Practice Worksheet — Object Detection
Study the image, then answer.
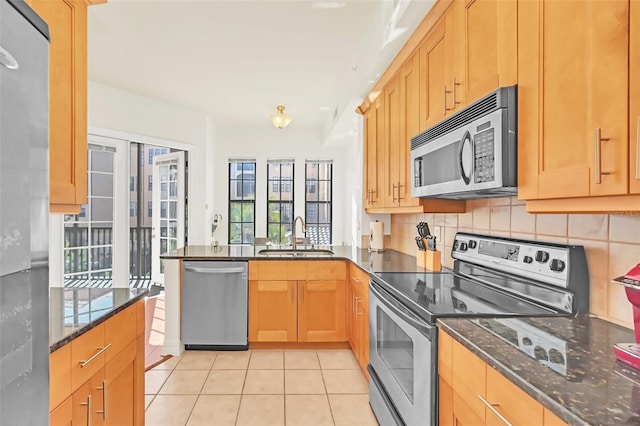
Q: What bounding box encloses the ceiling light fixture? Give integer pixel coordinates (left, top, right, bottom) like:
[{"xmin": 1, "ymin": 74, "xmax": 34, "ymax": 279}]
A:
[{"xmin": 270, "ymin": 105, "xmax": 292, "ymax": 129}]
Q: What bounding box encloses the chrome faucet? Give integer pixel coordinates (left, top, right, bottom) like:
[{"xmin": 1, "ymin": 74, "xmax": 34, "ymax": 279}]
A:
[{"xmin": 292, "ymin": 216, "xmax": 306, "ymax": 250}]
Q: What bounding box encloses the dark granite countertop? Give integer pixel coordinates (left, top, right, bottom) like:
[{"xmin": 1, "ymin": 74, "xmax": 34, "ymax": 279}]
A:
[
  {"xmin": 438, "ymin": 316, "xmax": 639, "ymax": 425},
  {"xmin": 50, "ymin": 287, "xmax": 147, "ymax": 352},
  {"xmin": 161, "ymin": 245, "xmax": 427, "ymax": 274}
]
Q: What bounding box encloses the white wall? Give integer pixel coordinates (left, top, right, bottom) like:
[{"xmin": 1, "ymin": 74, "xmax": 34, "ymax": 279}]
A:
[
  {"xmin": 87, "ymin": 81, "xmax": 215, "ymax": 245},
  {"xmin": 214, "ymin": 125, "xmax": 349, "ymax": 245}
]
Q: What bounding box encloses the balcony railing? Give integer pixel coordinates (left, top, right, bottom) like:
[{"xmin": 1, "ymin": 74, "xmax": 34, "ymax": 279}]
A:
[{"xmin": 63, "ymin": 226, "xmax": 153, "ymax": 288}]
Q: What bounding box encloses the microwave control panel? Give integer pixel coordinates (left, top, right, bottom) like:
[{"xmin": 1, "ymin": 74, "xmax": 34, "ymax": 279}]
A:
[{"xmin": 474, "ymin": 125, "xmax": 495, "ymax": 183}]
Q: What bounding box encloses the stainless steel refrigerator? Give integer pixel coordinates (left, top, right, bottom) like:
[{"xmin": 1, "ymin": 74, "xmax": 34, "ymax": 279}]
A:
[{"xmin": 0, "ymin": 0, "xmax": 50, "ymax": 423}]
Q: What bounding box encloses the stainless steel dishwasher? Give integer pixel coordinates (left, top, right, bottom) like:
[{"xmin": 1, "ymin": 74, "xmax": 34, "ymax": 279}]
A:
[{"xmin": 181, "ymin": 261, "xmax": 248, "ymax": 350}]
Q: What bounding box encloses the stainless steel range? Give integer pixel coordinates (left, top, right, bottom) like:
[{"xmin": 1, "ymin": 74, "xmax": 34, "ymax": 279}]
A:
[{"xmin": 367, "ymin": 232, "xmax": 590, "ymax": 426}]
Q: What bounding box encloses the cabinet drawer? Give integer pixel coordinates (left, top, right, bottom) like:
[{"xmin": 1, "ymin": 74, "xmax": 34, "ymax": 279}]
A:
[
  {"xmin": 70, "ymin": 323, "xmax": 106, "ymax": 391},
  {"xmin": 451, "ymin": 339, "xmax": 486, "ymax": 422},
  {"xmin": 50, "ymin": 345, "xmax": 72, "ymax": 411},
  {"xmin": 50, "ymin": 396, "xmax": 72, "ymax": 426},
  {"xmin": 253, "ymin": 260, "xmax": 308, "ymax": 280},
  {"xmin": 485, "ymin": 366, "xmax": 543, "ymax": 426},
  {"xmin": 307, "ymin": 260, "xmax": 346, "ymax": 280},
  {"xmin": 105, "ymin": 304, "xmax": 136, "ymax": 363}
]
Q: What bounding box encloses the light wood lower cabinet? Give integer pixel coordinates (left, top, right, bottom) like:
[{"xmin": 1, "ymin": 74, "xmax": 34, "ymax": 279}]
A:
[
  {"xmin": 348, "ymin": 263, "xmax": 369, "ymax": 378},
  {"xmin": 50, "ymin": 300, "xmax": 145, "ymax": 426},
  {"xmin": 248, "ymin": 260, "xmax": 347, "ymax": 343},
  {"xmin": 438, "ymin": 329, "xmax": 567, "ymax": 426}
]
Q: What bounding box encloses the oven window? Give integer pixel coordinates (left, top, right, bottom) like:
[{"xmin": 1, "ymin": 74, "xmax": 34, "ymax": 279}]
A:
[{"xmin": 376, "ymin": 309, "xmax": 414, "ymax": 403}]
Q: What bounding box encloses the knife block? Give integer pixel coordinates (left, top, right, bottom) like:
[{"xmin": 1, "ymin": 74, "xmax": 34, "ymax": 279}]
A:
[{"xmin": 416, "ymin": 248, "xmax": 442, "ymax": 271}]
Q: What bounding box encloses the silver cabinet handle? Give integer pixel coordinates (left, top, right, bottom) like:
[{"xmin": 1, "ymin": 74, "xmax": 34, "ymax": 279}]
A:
[
  {"xmin": 397, "ymin": 183, "xmax": 404, "ymax": 201},
  {"xmin": 452, "ymin": 77, "xmax": 461, "ymax": 107},
  {"xmin": 352, "ymin": 295, "xmax": 356, "ymax": 315},
  {"xmin": 96, "ymin": 380, "xmax": 107, "ymax": 420},
  {"xmin": 443, "ymin": 85, "xmax": 453, "ymax": 115},
  {"xmin": 636, "ymin": 117, "xmax": 640, "ymax": 180},
  {"xmin": 184, "ymin": 266, "xmax": 246, "ymax": 274},
  {"xmin": 354, "ymin": 296, "xmax": 361, "ymax": 317},
  {"xmin": 392, "ymin": 183, "xmax": 397, "ymax": 203},
  {"xmin": 352, "ymin": 276, "xmax": 361, "ymax": 283},
  {"xmin": 478, "ymin": 395, "xmax": 513, "ymax": 426},
  {"xmin": 594, "ymin": 128, "xmax": 611, "ymax": 184},
  {"xmin": 80, "ymin": 394, "xmax": 93, "ymax": 426},
  {"xmin": 80, "ymin": 343, "xmax": 112, "ymax": 368}
]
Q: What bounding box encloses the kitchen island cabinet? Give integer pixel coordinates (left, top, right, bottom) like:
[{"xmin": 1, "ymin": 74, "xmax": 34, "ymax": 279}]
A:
[
  {"xmin": 49, "ymin": 288, "xmax": 146, "ymax": 426},
  {"xmin": 348, "ymin": 263, "xmax": 369, "ymax": 379},
  {"xmin": 249, "ymin": 260, "xmax": 347, "ymax": 344},
  {"xmin": 438, "ymin": 316, "xmax": 640, "ymax": 425}
]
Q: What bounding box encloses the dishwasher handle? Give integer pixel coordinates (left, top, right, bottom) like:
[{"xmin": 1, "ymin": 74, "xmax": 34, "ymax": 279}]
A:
[{"xmin": 184, "ymin": 266, "xmax": 247, "ymax": 274}]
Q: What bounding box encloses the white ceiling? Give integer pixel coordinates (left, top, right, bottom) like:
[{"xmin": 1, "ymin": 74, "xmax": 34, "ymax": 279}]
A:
[{"xmin": 88, "ymin": 0, "xmax": 434, "ymax": 136}]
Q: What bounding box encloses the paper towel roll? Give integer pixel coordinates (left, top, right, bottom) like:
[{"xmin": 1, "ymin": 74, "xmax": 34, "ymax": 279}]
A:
[{"xmin": 369, "ymin": 221, "xmax": 384, "ymax": 252}]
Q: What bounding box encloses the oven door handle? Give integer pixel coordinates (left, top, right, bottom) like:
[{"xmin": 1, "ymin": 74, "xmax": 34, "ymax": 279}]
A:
[{"xmin": 370, "ymin": 282, "xmax": 436, "ymax": 342}]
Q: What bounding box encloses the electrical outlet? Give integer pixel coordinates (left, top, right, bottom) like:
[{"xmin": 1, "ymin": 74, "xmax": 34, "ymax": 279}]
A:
[{"xmin": 433, "ymin": 226, "xmax": 442, "ymax": 244}]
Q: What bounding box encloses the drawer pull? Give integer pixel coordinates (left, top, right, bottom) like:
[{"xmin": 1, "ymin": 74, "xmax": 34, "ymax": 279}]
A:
[
  {"xmin": 80, "ymin": 394, "xmax": 92, "ymax": 426},
  {"xmin": 478, "ymin": 395, "xmax": 513, "ymax": 426},
  {"xmin": 79, "ymin": 343, "xmax": 112, "ymax": 368},
  {"xmin": 353, "ymin": 276, "xmax": 361, "ymax": 283},
  {"xmin": 97, "ymin": 380, "xmax": 107, "ymax": 420},
  {"xmin": 354, "ymin": 297, "xmax": 361, "ymax": 317}
]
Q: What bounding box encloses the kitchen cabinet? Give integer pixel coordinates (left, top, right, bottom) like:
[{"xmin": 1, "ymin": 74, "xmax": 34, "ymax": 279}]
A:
[
  {"xmin": 248, "ymin": 260, "xmax": 347, "ymax": 343},
  {"xmin": 347, "ymin": 263, "xmax": 369, "ymax": 378},
  {"xmin": 50, "ymin": 300, "xmax": 144, "ymax": 425},
  {"xmin": 418, "ymin": 16, "xmax": 450, "ymax": 131},
  {"xmin": 451, "ymin": 0, "xmax": 517, "ymax": 106},
  {"xmin": 438, "ymin": 329, "xmax": 567, "ymax": 426},
  {"xmin": 518, "ymin": 0, "xmax": 637, "ymax": 212},
  {"xmin": 631, "ymin": 0, "xmax": 640, "ymax": 195},
  {"xmin": 383, "ymin": 73, "xmax": 401, "ymax": 207},
  {"xmin": 24, "ymin": 0, "xmax": 105, "ymax": 213},
  {"xmin": 363, "ymin": 95, "xmax": 385, "ymax": 209}
]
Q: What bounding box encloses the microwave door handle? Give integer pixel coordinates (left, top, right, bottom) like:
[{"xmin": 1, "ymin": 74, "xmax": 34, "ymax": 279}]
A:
[
  {"xmin": 459, "ymin": 131, "xmax": 472, "ymax": 185},
  {"xmin": 370, "ymin": 282, "xmax": 436, "ymax": 341}
]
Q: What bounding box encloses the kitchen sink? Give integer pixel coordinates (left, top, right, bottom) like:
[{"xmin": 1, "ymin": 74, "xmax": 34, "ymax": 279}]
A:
[{"xmin": 257, "ymin": 248, "xmax": 334, "ymax": 257}]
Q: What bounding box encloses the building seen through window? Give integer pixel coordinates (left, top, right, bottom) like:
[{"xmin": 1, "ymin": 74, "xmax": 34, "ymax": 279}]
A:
[
  {"xmin": 228, "ymin": 160, "xmax": 256, "ymax": 244},
  {"xmin": 267, "ymin": 160, "xmax": 294, "ymax": 244}
]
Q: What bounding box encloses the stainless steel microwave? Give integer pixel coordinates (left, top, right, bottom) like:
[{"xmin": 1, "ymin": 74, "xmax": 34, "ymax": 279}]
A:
[{"xmin": 410, "ymin": 85, "xmax": 517, "ymax": 200}]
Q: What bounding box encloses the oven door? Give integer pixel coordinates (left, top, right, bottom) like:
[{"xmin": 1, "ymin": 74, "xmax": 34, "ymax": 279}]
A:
[{"xmin": 369, "ymin": 281, "xmax": 437, "ymax": 426}]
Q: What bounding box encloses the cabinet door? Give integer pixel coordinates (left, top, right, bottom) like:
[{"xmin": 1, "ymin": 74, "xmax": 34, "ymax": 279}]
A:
[
  {"xmin": 104, "ymin": 341, "xmax": 137, "ymax": 426},
  {"xmin": 399, "ymin": 52, "xmax": 420, "ymax": 207},
  {"xmin": 363, "ymin": 107, "xmax": 377, "ymax": 208},
  {"xmin": 249, "ymin": 280, "xmax": 297, "ymax": 342},
  {"xmin": 359, "ymin": 301, "xmax": 369, "ymax": 377},
  {"xmin": 50, "ymin": 345, "xmax": 72, "ymax": 412},
  {"xmin": 72, "ymin": 369, "xmax": 105, "ymax": 426},
  {"xmin": 485, "ymin": 366, "xmax": 543, "ymax": 426},
  {"xmin": 457, "ymin": 0, "xmax": 517, "ymax": 105},
  {"xmin": 518, "ymin": 0, "xmax": 628, "ymax": 200},
  {"xmin": 50, "ymin": 397, "xmax": 72, "ymax": 426},
  {"xmin": 631, "ymin": 0, "xmax": 640, "ymax": 195},
  {"xmin": 451, "ymin": 339, "xmax": 486, "ymax": 423},
  {"xmin": 26, "ymin": 0, "xmax": 88, "ymax": 212},
  {"xmin": 298, "ymin": 280, "xmax": 346, "ymax": 342},
  {"xmin": 347, "ymin": 281, "xmax": 358, "ymax": 353},
  {"xmin": 439, "ymin": 378, "xmax": 454, "ymax": 426},
  {"xmin": 419, "ymin": 18, "xmax": 448, "ymax": 131},
  {"xmin": 384, "ymin": 74, "xmax": 401, "ymax": 207}
]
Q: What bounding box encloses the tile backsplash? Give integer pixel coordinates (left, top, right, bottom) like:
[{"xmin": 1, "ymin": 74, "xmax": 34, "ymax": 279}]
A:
[{"xmin": 386, "ymin": 197, "xmax": 640, "ymax": 329}]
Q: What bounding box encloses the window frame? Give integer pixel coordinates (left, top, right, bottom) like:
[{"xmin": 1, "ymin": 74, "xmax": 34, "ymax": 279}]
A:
[
  {"xmin": 266, "ymin": 161, "xmax": 295, "ymax": 245},
  {"xmin": 228, "ymin": 161, "xmax": 256, "ymax": 244},
  {"xmin": 305, "ymin": 161, "xmax": 333, "ymax": 245}
]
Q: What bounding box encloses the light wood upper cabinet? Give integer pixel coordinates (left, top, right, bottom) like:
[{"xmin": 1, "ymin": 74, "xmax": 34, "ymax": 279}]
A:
[
  {"xmin": 399, "ymin": 52, "xmax": 420, "ymax": 207},
  {"xmin": 418, "ymin": 17, "xmax": 449, "ymax": 131},
  {"xmin": 363, "ymin": 96, "xmax": 385, "ymax": 208},
  {"xmin": 25, "ymin": 0, "xmax": 91, "ymax": 213},
  {"xmin": 383, "ymin": 74, "xmax": 401, "ymax": 207},
  {"xmin": 518, "ymin": 0, "xmax": 629, "ymax": 201},
  {"xmin": 454, "ymin": 0, "xmax": 517, "ymax": 105},
  {"xmin": 631, "ymin": 0, "xmax": 640, "ymax": 195}
]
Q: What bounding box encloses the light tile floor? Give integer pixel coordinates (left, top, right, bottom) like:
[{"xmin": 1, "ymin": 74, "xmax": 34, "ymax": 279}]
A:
[{"xmin": 145, "ymin": 349, "xmax": 379, "ymax": 426}]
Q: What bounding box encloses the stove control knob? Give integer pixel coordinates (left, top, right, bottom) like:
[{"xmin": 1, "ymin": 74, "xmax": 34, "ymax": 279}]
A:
[
  {"xmin": 550, "ymin": 259, "xmax": 566, "ymax": 272},
  {"xmin": 468, "ymin": 240, "xmax": 477, "ymax": 249},
  {"xmin": 459, "ymin": 242, "xmax": 468, "ymax": 252},
  {"xmin": 523, "ymin": 256, "xmax": 533, "ymax": 264},
  {"xmin": 535, "ymin": 250, "xmax": 550, "ymax": 263}
]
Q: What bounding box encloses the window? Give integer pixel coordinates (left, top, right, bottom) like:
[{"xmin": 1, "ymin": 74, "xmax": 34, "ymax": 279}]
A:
[
  {"xmin": 305, "ymin": 161, "xmax": 332, "ymax": 245},
  {"xmin": 148, "ymin": 175, "xmax": 153, "ymax": 191},
  {"xmin": 130, "ymin": 176, "xmax": 136, "ymax": 192},
  {"xmin": 228, "ymin": 160, "xmax": 256, "ymax": 244},
  {"xmin": 267, "ymin": 160, "xmax": 294, "ymax": 244},
  {"xmin": 63, "ymin": 145, "xmax": 115, "ymax": 286},
  {"xmin": 148, "ymin": 201, "xmax": 152, "ymax": 217},
  {"xmin": 130, "ymin": 202, "xmax": 137, "ymax": 217}
]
